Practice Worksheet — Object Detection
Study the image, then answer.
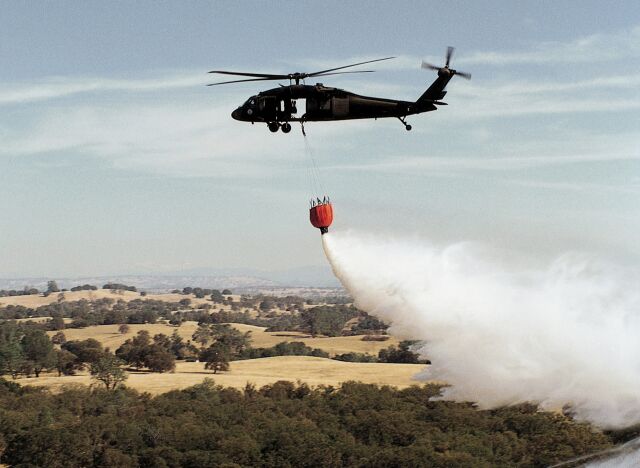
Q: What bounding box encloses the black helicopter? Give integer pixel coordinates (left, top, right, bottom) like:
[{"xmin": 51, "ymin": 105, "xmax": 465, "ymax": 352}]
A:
[{"xmin": 208, "ymin": 47, "xmax": 470, "ymax": 133}]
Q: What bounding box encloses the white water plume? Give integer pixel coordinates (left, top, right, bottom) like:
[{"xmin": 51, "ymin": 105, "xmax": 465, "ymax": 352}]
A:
[{"xmin": 322, "ymin": 231, "xmax": 640, "ymax": 428}]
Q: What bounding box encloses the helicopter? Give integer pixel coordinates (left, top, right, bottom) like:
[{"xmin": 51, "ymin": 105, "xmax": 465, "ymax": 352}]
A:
[{"xmin": 208, "ymin": 47, "xmax": 470, "ymax": 133}]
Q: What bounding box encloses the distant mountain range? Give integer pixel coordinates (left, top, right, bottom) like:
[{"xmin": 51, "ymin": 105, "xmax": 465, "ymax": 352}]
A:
[{"xmin": 0, "ymin": 265, "xmax": 342, "ymax": 293}]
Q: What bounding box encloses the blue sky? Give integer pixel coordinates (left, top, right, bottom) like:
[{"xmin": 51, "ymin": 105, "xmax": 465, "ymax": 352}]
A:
[{"xmin": 0, "ymin": 1, "xmax": 638, "ymax": 277}]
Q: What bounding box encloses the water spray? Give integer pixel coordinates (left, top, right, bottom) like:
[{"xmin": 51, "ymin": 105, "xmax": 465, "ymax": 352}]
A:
[{"xmin": 320, "ymin": 231, "xmax": 640, "ymax": 429}]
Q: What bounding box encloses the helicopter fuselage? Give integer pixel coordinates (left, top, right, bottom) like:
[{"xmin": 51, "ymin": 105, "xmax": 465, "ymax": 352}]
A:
[{"xmin": 231, "ymin": 83, "xmax": 437, "ymax": 126}]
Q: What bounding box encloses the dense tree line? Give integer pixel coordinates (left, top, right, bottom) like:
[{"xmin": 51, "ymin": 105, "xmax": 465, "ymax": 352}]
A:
[
  {"xmin": 0, "ymin": 321, "xmax": 119, "ymax": 380},
  {"xmin": 115, "ymin": 330, "xmax": 199, "ymax": 372},
  {"xmin": 332, "ymin": 341, "xmax": 429, "ymax": 365},
  {"xmin": 102, "ymin": 283, "xmax": 137, "ymax": 292},
  {"xmin": 0, "ymin": 287, "xmax": 39, "ymax": 297},
  {"xmin": 300, "ymin": 305, "xmax": 360, "ymax": 337},
  {"xmin": 0, "ymin": 293, "xmax": 384, "ymax": 343},
  {"xmin": 173, "ymin": 287, "xmax": 234, "ymax": 301},
  {"xmin": 377, "ymin": 341, "xmax": 430, "ymax": 364},
  {"xmin": 237, "ymin": 341, "xmax": 330, "ymax": 360},
  {"xmin": 70, "ymin": 284, "xmax": 98, "ymax": 291},
  {"xmin": 0, "ymin": 322, "xmax": 54, "ymax": 378},
  {"xmin": 264, "ymin": 305, "xmax": 388, "ymax": 338},
  {"xmin": 0, "ymin": 378, "xmax": 616, "ymax": 467},
  {"xmin": 0, "ymin": 298, "xmax": 180, "ymax": 326}
]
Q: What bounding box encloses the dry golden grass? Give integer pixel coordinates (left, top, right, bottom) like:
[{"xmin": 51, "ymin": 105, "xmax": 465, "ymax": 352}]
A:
[
  {"xmin": 31, "ymin": 322, "xmax": 417, "ymax": 396},
  {"xmin": 0, "ymin": 290, "xmax": 134, "ymax": 308},
  {"xmin": 50, "ymin": 322, "xmax": 399, "ymax": 357},
  {"xmin": 16, "ymin": 317, "xmax": 73, "ymax": 324},
  {"xmin": 0, "ymin": 290, "xmax": 222, "ymax": 308},
  {"xmin": 18, "ymin": 356, "xmax": 428, "ymax": 395},
  {"xmin": 231, "ymin": 323, "xmax": 398, "ymax": 355}
]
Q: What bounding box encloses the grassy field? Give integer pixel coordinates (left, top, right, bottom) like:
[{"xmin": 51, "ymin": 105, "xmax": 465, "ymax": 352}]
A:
[
  {"xmin": 17, "ymin": 356, "xmax": 428, "ymax": 394},
  {"xmin": 47, "ymin": 322, "xmax": 399, "ymax": 356},
  {"xmin": 33, "ymin": 322, "xmax": 412, "ymax": 394},
  {"xmin": 0, "ymin": 289, "xmax": 233, "ymax": 308},
  {"xmin": 6, "ymin": 292, "xmax": 416, "ymax": 395}
]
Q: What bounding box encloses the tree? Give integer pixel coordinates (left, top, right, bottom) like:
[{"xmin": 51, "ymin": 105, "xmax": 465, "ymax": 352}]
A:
[
  {"xmin": 47, "ymin": 280, "xmax": 60, "ymax": 293},
  {"xmin": 61, "ymin": 339, "xmax": 104, "ymax": 365},
  {"xmin": 169, "ymin": 317, "xmax": 183, "ymax": 327},
  {"xmin": 144, "ymin": 346, "xmax": 175, "ymax": 373},
  {"xmin": 210, "ymin": 290, "xmax": 224, "ymax": 303},
  {"xmin": 90, "ymin": 354, "xmax": 127, "ymax": 390},
  {"xmin": 50, "ymin": 315, "xmax": 65, "ymax": 331},
  {"xmin": 0, "ymin": 324, "xmax": 25, "ymax": 379},
  {"xmin": 200, "ymin": 342, "xmax": 230, "ymax": 374},
  {"xmin": 192, "ymin": 324, "xmax": 214, "ymax": 348},
  {"xmin": 115, "ymin": 331, "xmax": 176, "ymax": 372},
  {"xmin": 378, "ymin": 341, "xmax": 427, "ymax": 364},
  {"xmin": 0, "ymin": 433, "xmax": 5, "ymax": 461},
  {"xmin": 259, "ymin": 299, "xmax": 275, "ymax": 311},
  {"xmin": 51, "ymin": 331, "xmax": 67, "ymax": 345},
  {"xmin": 21, "ymin": 329, "xmax": 55, "ymax": 377},
  {"xmin": 169, "ymin": 330, "xmax": 198, "ymax": 360},
  {"xmin": 300, "ymin": 305, "xmax": 359, "ymax": 337},
  {"xmin": 54, "ymin": 349, "xmax": 80, "ymax": 376},
  {"xmin": 222, "ymin": 289, "xmax": 232, "ymax": 295},
  {"xmin": 115, "ymin": 331, "xmax": 151, "ymax": 369},
  {"xmin": 118, "ymin": 324, "xmax": 130, "ymax": 335},
  {"xmin": 191, "ymin": 324, "xmax": 251, "ymax": 357}
]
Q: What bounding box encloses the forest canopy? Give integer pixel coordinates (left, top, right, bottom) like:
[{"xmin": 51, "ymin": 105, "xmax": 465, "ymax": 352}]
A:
[{"xmin": 0, "ymin": 378, "xmax": 614, "ymax": 467}]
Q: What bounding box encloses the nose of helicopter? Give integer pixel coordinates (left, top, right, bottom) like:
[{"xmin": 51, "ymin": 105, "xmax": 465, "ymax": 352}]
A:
[{"xmin": 231, "ymin": 107, "xmax": 242, "ymax": 120}]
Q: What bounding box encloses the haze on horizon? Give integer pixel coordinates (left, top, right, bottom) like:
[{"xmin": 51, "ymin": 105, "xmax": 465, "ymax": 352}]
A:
[{"xmin": 0, "ymin": 1, "xmax": 638, "ymax": 278}]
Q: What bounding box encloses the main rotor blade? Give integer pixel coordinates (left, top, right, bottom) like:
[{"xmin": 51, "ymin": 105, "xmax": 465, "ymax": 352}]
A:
[
  {"xmin": 208, "ymin": 70, "xmax": 288, "ymax": 79},
  {"xmin": 312, "ymin": 70, "xmax": 376, "ymax": 78},
  {"xmin": 308, "ymin": 56, "xmax": 395, "ymax": 77},
  {"xmin": 206, "ymin": 77, "xmax": 280, "ymax": 86},
  {"xmin": 446, "ymin": 46, "xmax": 455, "ymax": 67},
  {"xmin": 456, "ymin": 70, "xmax": 472, "ymax": 80},
  {"xmin": 421, "ymin": 61, "xmax": 440, "ymax": 71}
]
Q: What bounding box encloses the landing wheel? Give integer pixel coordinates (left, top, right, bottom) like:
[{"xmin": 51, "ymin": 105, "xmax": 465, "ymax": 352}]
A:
[
  {"xmin": 268, "ymin": 122, "xmax": 280, "ymax": 133},
  {"xmin": 397, "ymin": 116, "xmax": 412, "ymax": 131},
  {"xmin": 281, "ymin": 122, "xmax": 292, "ymax": 133}
]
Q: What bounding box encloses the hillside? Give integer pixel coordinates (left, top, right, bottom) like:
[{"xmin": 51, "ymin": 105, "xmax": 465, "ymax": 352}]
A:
[
  {"xmin": 18, "ymin": 356, "xmax": 426, "ymax": 394},
  {"xmin": 3, "ymin": 289, "xmax": 411, "ymax": 395},
  {"xmin": 0, "ymin": 289, "xmax": 215, "ymax": 308},
  {"xmin": 44, "ymin": 322, "xmax": 398, "ymax": 357}
]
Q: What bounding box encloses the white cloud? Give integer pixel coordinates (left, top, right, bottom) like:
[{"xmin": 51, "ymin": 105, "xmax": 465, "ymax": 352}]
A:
[
  {"xmin": 506, "ymin": 178, "xmax": 640, "ymax": 195},
  {"xmin": 328, "ymin": 129, "xmax": 639, "ymax": 174},
  {"xmin": 298, "ymin": 25, "xmax": 640, "ymax": 75},
  {"xmin": 332, "ymin": 153, "xmax": 638, "ymax": 174},
  {"xmin": 464, "ymin": 26, "xmax": 640, "ymax": 65},
  {"xmin": 0, "ymin": 98, "xmax": 366, "ymax": 178},
  {"xmin": 0, "ymin": 73, "xmax": 209, "ymax": 105}
]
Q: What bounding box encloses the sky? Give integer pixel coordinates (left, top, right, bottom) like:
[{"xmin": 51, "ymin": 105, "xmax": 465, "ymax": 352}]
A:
[{"xmin": 0, "ymin": 1, "xmax": 638, "ymax": 278}]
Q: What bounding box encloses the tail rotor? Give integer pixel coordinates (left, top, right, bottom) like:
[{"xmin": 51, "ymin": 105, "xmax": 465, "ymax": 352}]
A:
[{"xmin": 422, "ymin": 46, "xmax": 471, "ymax": 80}]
